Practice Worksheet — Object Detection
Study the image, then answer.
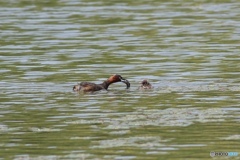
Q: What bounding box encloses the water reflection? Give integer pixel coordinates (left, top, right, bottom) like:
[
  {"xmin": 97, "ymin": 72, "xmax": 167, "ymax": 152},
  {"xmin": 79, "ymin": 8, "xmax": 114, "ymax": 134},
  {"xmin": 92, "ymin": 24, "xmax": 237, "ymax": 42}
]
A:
[{"xmin": 0, "ymin": 0, "xmax": 240, "ymax": 159}]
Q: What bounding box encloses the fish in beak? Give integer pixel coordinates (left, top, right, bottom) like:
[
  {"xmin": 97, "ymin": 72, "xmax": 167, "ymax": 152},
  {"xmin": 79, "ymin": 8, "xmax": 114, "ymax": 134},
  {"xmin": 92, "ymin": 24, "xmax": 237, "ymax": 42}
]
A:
[{"xmin": 120, "ymin": 78, "xmax": 130, "ymax": 89}]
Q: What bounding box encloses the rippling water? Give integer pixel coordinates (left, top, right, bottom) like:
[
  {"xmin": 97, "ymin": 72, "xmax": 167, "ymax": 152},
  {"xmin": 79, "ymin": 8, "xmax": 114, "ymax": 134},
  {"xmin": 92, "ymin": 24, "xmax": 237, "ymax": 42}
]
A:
[{"xmin": 1, "ymin": 0, "xmax": 240, "ymax": 159}]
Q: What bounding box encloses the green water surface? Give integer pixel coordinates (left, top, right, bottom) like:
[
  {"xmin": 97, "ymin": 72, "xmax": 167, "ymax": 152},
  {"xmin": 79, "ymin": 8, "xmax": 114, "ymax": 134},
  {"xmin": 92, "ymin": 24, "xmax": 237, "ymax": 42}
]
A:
[{"xmin": 0, "ymin": 0, "xmax": 240, "ymax": 159}]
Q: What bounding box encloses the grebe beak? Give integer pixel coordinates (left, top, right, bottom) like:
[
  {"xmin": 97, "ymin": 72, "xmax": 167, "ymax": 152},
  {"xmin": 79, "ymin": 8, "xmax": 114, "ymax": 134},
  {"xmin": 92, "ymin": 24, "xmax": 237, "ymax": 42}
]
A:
[
  {"xmin": 73, "ymin": 85, "xmax": 77, "ymax": 91},
  {"xmin": 73, "ymin": 85, "xmax": 80, "ymax": 91}
]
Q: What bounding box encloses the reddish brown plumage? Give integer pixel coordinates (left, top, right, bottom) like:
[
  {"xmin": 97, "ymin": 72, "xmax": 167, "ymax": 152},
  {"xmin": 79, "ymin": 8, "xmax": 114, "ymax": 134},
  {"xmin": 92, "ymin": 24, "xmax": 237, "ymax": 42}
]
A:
[{"xmin": 73, "ymin": 74, "xmax": 130, "ymax": 92}]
